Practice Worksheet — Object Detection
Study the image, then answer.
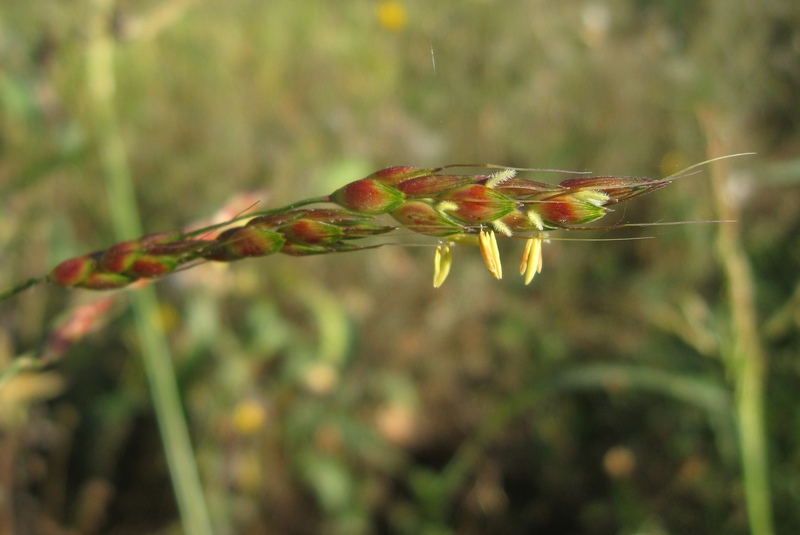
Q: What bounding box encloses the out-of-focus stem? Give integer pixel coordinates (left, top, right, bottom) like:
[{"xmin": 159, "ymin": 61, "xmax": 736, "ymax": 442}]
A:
[
  {"xmin": 85, "ymin": 1, "xmax": 213, "ymax": 534},
  {"xmin": 701, "ymin": 111, "xmax": 773, "ymax": 535}
]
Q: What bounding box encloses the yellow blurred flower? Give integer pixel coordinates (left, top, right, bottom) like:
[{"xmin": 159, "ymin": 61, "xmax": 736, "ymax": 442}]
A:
[
  {"xmin": 377, "ymin": 1, "xmax": 407, "ymax": 32},
  {"xmin": 303, "ymin": 362, "xmax": 339, "ymax": 395},
  {"xmin": 232, "ymin": 399, "xmax": 267, "ymax": 436}
]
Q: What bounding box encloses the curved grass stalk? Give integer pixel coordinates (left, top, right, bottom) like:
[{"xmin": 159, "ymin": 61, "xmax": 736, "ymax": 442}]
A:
[
  {"xmin": 700, "ymin": 113, "xmax": 774, "ymax": 535},
  {"xmin": 0, "ymin": 277, "xmax": 46, "ymax": 301}
]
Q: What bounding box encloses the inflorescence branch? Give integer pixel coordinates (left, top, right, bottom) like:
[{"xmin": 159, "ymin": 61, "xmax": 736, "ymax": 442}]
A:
[{"xmin": 0, "ymin": 155, "xmax": 752, "ymax": 300}]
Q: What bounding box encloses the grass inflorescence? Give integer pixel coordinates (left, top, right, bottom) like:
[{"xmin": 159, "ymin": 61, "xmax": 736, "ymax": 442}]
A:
[{"xmin": 0, "ymin": 154, "xmax": 751, "ymax": 301}]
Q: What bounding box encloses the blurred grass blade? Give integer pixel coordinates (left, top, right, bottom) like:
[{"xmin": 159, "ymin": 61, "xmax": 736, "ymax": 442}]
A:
[{"xmin": 85, "ymin": 2, "xmax": 213, "ymax": 533}]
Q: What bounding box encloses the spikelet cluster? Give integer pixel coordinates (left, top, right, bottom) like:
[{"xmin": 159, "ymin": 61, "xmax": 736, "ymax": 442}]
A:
[
  {"xmin": 329, "ymin": 164, "xmax": 669, "ymax": 286},
  {"xmin": 47, "ymin": 165, "xmax": 672, "ymax": 291},
  {"xmin": 49, "ymin": 209, "xmax": 394, "ymax": 290}
]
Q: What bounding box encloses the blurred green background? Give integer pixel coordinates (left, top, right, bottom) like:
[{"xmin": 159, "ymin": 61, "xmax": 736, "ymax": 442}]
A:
[{"xmin": 1, "ymin": 0, "xmax": 799, "ymax": 534}]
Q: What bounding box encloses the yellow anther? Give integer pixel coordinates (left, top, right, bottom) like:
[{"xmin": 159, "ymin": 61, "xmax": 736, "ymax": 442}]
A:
[
  {"xmin": 478, "ymin": 229, "xmax": 502, "ymax": 279},
  {"xmin": 433, "ymin": 244, "xmax": 452, "ymax": 288},
  {"xmin": 520, "ymin": 236, "xmax": 543, "ymax": 285}
]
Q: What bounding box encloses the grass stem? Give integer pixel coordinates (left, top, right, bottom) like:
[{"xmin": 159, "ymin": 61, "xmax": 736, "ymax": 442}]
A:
[
  {"xmin": 701, "ymin": 110, "xmax": 774, "ymax": 535},
  {"xmin": 86, "ymin": 2, "xmax": 213, "ymax": 533}
]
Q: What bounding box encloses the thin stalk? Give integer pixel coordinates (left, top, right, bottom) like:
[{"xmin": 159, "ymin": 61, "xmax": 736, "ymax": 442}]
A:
[
  {"xmin": 701, "ymin": 112, "xmax": 773, "ymax": 535},
  {"xmin": 85, "ymin": 2, "xmax": 213, "ymax": 534},
  {"xmin": 0, "ymin": 277, "xmax": 46, "ymax": 301}
]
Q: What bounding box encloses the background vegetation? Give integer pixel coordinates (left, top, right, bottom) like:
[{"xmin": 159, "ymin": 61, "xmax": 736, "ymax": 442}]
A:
[{"xmin": 1, "ymin": 0, "xmax": 799, "ymax": 533}]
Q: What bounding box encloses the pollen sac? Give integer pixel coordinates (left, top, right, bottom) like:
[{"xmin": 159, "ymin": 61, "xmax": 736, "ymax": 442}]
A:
[
  {"xmin": 520, "ymin": 237, "xmax": 544, "ymax": 285},
  {"xmin": 49, "ymin": 254, "xmax": 99, "ymax": 287},
  {"xmin": 330, "ymin": 179, "xmax": 405, "ymax": 215},
  {"xmin": 390, "ymin": 200, "xmax": 463, "ymax": 237},
  {"xmin": 433, "ymin": 244, "xmax": 452, "ymax": 288},
  {"xmin": 478, "ymin": 229, "xmax": 503, "ymax": 279},
  {"xmin": 436, "ymin": 184, "xmax": 516, "ymax": 224}
]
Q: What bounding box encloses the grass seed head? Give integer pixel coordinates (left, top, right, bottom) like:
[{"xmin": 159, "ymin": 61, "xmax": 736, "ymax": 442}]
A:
[{"xmin": 20, "ymin": 157, "xmax": 732, "ymax": 298}]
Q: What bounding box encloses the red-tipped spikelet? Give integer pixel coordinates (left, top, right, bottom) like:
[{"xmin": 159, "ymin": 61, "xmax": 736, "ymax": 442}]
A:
[
  {"xmin": 558, "ymin": 175, "xmax": 670, "ymax": 204},
  {"xmin": 99, "ymin": 240, "xmax": 141, "ymax": 273},
  {"xmin": 330, "ymin": 178, "xmax": 405, "ymax": 214},
  {"xmin": 365, "ymin": 165, "xmax": 443, "ymax": 186},
  {"xmin": 436, "ymin": 184, "xmax": 516, "ymax": 225},
  {"xmin": 532, "ymin": 193, "xmax": 609, "ymax": 228},
  {"xmin": 125, "ymin": 255, "xmax": 180, "ymax": 278},
  {"xmin": 395, "ymin": 174, "xmax": 475, "ymax": 196},
  {"xmin": 280, "ymin": 220, "xmax": 346, "ymax": 245},
  {"xmin": 203, "ymin": 227, "xmax": 285, "ymax": 261},
  {"xmin": 390, "ymin": 200, "xmax": 464, "ymax": 237},
  {"xmin": 50, "ymin": 254, "xmax": 99, "ymax": 287}
]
